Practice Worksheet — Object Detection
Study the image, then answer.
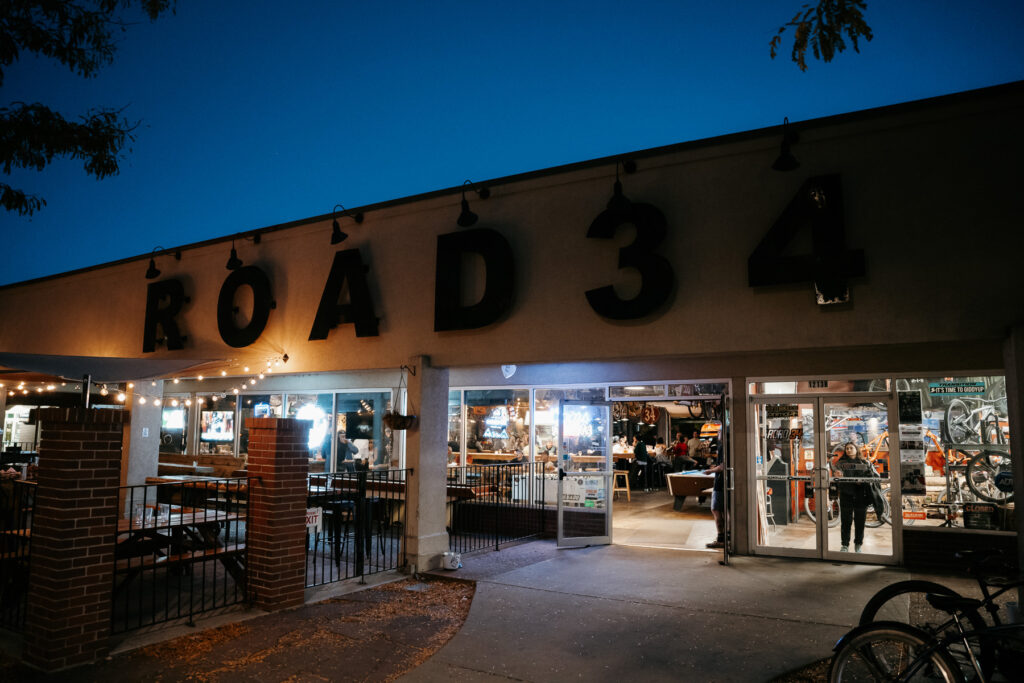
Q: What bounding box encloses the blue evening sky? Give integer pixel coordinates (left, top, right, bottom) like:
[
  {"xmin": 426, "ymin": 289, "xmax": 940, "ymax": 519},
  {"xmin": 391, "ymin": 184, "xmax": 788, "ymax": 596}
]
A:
[{"xmin": 2, "ymin": 1, "xmax": 1022, "ymax": 286}]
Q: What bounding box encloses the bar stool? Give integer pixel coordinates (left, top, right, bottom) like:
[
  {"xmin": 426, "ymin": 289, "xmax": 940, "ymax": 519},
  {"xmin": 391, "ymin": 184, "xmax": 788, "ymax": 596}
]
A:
[{"xmin": 612, "ymin": 470, "xmax": 631, "ymax": 501}]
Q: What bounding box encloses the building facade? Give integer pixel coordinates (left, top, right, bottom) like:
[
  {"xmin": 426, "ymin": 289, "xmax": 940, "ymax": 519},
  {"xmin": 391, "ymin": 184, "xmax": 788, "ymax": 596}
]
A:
[{"xmin": 1, "ymin": 82, "xmax": 1021, "ymax": 570}]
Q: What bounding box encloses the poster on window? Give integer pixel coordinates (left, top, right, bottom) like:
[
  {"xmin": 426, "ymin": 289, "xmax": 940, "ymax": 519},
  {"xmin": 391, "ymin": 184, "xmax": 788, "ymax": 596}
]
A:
[
  {"xmin": 900, "ymin": 464, "xmax": 926, "ymax": 495},
  {"xmin": 899, "ymin": 439, "xmax": 926, "ymax": 463},
  {"xmin": 898, "ymin": 390, "xmax": 924, "ymax": 424}
]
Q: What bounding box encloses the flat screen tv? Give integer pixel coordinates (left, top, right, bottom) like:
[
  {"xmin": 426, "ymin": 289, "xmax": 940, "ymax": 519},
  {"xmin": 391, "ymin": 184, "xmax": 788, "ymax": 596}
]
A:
[{"xmin": 200, "ymin": 410, "xmax": 234, "ymax": 441}]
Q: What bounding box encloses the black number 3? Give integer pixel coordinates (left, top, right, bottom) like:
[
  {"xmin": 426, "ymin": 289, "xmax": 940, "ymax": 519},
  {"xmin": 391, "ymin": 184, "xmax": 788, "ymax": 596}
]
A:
[{"xmin": 586, "ymin": 202, "xmax": 675, "ymax": 319}]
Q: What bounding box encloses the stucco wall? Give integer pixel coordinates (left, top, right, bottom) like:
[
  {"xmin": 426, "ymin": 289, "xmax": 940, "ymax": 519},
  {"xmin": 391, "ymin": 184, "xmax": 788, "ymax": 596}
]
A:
[{"xmin": 1, "ymin": 85, "xmax": 1021, "ymax": 373}]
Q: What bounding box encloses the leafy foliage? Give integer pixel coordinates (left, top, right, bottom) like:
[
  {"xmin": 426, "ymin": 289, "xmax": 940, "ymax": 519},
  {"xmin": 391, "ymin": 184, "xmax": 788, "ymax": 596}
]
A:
[
  {"xmin": 0, "ymin": 1, "xmax": 174, "ymax": 215},
  {"xmin": 771, "ymin": 1, "xmax": 873, "ymax": 71}
]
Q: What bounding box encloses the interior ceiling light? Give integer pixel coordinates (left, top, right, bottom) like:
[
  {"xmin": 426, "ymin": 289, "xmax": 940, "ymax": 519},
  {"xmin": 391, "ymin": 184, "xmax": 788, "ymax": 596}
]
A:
[
  {"xmin": 771, "ymin": 117, "xmax": 800, "ymax": 172},
  {"xmin": 457, "ymin": 180, "xmax": 491, "ymax": 227},
  {"xmin": 330, "ymin": 204, "xmax": 364, "ymax": 245},
  {"xmin": 226, "ymin": 239, "xmax": 243, "ymax": 270}
]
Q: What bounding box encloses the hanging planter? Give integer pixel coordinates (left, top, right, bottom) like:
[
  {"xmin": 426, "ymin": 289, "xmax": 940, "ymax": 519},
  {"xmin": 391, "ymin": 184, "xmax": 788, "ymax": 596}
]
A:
[
  {"xmin": 383, "ymin": 364, "xmax": 418, "ymax": 431},
  {"xmin": 382, "ymin": 412, "xmax": 418, "ymax": 431}
]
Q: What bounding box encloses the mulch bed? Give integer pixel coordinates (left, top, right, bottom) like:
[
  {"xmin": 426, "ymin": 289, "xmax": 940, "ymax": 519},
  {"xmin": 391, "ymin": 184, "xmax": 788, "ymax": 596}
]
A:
[{"xmin": 2, "ymin": 576, "xmax": 475, "ymax": 682}]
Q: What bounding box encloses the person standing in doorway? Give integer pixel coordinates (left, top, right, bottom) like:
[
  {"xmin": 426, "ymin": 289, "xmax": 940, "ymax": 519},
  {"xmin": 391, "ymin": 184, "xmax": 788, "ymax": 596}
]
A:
[
  {"xmin": 833, "ymin": 441, "xmax": 873, "ymax": 553},
  {"xmin": 704, "ymin": 454, "xmax": 726, "ymax": 548}
]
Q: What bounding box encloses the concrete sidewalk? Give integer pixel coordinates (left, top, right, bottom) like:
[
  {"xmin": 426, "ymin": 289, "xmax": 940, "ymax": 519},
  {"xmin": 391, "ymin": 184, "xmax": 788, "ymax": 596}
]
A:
[{"xmin": 402, "ymin": 541, "xmax": 976, "ymax": 682}]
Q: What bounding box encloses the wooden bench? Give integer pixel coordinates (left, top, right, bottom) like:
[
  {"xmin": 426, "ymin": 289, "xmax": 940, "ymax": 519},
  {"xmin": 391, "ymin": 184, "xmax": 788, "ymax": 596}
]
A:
[{"xmin": 115, "ymin": 543, "xmax": 246, "ymax": 587}]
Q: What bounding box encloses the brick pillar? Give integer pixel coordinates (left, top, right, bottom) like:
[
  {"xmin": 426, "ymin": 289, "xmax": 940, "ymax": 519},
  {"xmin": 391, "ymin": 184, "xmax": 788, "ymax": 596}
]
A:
[
  {"xmin": 245, "ymin": 417, "xmax": 309, "ymax": 611},
  {"xmin": 24, "ymin": 408, "xmax": 128, "ymax": 672}
]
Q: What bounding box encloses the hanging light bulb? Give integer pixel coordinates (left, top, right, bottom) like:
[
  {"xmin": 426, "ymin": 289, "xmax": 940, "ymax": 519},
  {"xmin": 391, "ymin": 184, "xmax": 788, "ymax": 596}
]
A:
[
  {"xmin": 196, "ymin": 397, "xmax": 204, "ymax": 405},
  {"xmin": 249, "ymin": 379, "xmax": 256, "ymax": 385},
  {"xmin": 128, "ymin": 382, "xmax": 134, "ymax": 389},
  {"xmin": 116, "ymin": 393, "xmax": 126, "ymax": 402},
  {"xmin": 185, "ymin": 399, "xmax": 192, "ymax": 406},
  {"xmin": 154, "ymin": 398, "xmax": 161, "ymax": 406},
  {"xmin": 36, "ymin": 387, "xmax": 43, "ymax": 393},
  {"xmin": 197, "ymin": 375, "xmax": 204, "ymax": 381},
  {"xmin": 258, "ymin": 373, "xmax": 265, "ymax": 379},
  {"xmin": 100, "ymin": 384, "xmax": 109, "ymax": 397},
  {"xmin": 171, "ymin": 399, "xmax": 179, "ymax": 407},
  {"xmin": 173, "ymin": 378, "xmax": 180, "ymax": 384},
  {"xmin": 232, "ymin": 388, "xmax": 239, "ymax": 395},
  {"xmin": 139, "ymin": 396, "xmax": 147, "ymax": 405},
  {"xmin": 771, "ymin": 117, "xmax": 800, "ymax": 172},
  {"xmin": 221, "ymin": 371, "xmax": 227, "ymax": 376},
  {"xmin": 243, "ymin": 366, "xmax": 250, "ymax": 373},
  {"xmin": 46, "ymin": 384, "xmax": 55, "ymax": 391}
]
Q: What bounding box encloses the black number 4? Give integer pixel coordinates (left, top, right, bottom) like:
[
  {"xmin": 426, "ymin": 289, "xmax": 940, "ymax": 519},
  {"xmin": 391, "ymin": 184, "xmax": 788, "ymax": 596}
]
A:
[{"xmin": 747, "ymin": 174, "xmax": 864, "ymax": 305}]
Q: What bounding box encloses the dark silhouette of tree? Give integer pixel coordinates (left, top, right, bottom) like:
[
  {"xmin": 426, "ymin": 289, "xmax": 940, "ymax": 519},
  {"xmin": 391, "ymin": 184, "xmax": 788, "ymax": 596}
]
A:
[
  {"xmin": 1, "ymin": 1, "xmax": 174, "ymax": 215},
  {"xmin": 771, "ymin": 1, "xmax": 873, "ymax": 71}
]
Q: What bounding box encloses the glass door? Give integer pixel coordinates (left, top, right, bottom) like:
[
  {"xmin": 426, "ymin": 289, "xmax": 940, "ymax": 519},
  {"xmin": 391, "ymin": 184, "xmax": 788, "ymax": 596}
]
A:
[
  {"xmin": 752, "ymin": 397, "xmax": 897, "ymax": 563},
  {"xmin": 556, "ymin": 401, "xmax": 612, "ymax": 547},
  {"xmin": 822, "ymin": 401, "xmax": 896, "ymax": 561},
  {"xmin": 753, "ymin": 401, "xmax": 818, "ymax": 557}
]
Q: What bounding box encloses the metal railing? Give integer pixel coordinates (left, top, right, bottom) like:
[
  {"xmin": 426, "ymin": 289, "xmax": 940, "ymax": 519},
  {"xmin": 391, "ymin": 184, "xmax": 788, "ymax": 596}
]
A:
[
  {"xmin": 306, "ymin": 469, "xmax": 410, "ymax": 587},
  {"xmin": 0, "ymin": 479, "xmax": 35, "ymax": 632},
  {"xmin": 112, "ymin": 477, "xmax": 249, "ymax": 634},
  {"xmin": 447, "ymin": 463, "xmax": 550, "ymax": 555}
]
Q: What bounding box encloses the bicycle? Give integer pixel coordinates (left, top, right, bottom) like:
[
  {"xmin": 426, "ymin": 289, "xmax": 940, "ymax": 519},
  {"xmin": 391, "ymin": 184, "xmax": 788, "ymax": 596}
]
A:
[
  {"xmin": 829, "ymin": 595, "xmax": 1024, "ymax": 682},
  {"xmin": 854, "ymin": 550, "xmax": 1021, "ymax": 681},
  {"xmin": 944, "ymin": 396, "xmax": 1007, "ymax": 446}
]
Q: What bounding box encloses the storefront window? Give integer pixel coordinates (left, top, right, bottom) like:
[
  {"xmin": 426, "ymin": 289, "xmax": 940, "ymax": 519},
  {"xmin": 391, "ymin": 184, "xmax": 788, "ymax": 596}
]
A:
[
  {"xmin": 447, "ymin": 391, "xmax": 462, "ymax": 466},
  {"xmin": 286, "ymin": 394, "xmax": 333, "ymax": 471},
  {"xmin": 3, "ymin": 404, "xmax": 36, "ymax": 451},
  {"xmin": 197, "ymin": 394, "xmax": 237, "ymax": 455},
  {"xmin": 334, "ymin": 391, "xmax": 392, "ymax": 471},
  {"xmin": 238, "ymin": 394, "xmax": 283, "ymax": 460},
  {"xmin": 159, "ymin": 399, "xmax": 189, "ymax": 454},
  {"xmin": 534, "ymin": 387, "xmax": 604, "ymax": 467},
  {"xmin": 463, "ymin": 390, "xmax": 529, "ymax": 466},
  {"xmin": 894, "ymin": 375, "xmax": 1013, "ymax": 532}
]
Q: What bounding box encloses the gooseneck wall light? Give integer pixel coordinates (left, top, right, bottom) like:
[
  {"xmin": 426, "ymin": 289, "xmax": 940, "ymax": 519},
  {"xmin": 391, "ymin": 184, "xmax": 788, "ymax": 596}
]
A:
[
  {"xmin": 771, "ymin": 117, "xmax": 800, "ymax": 172},
  {"xmin": 456, "ymin": 180, "xmax": 491, "ymax": 227},
  {"xmin": 225, "ymin": 240, "xmax": 243, "ymax": 270},
  {"xmin": 605, "ymin": 159, "xmax": 637, "ymax": 213},
  {"xmin": 330, "ymin": 204, "xmax": 365, "ymax": 245},
  {"xmin": 145, "ymin": 246, "xmax": 163, "ymax": 279},
  {"xmin": 144, "ymin": 246, "xmax": 182, "ymax": 280}
]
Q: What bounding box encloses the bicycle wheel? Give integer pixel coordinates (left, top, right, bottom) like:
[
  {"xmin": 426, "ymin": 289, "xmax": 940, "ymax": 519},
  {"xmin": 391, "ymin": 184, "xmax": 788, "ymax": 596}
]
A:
[
  {"xmin": 865, "ymin": 494, "xmax": 889, "ymax": 528},
  {"xmin": 965, "ymin": 450, "xmax": 1014, "ymax": 503},
  {"xmin": 829, "ymin": 621, "xmax": 962, "ymax": 682},
  {"xmin": 859, "ymin": 581, "xmax": 993, "ymax": 681},
  {"xmin": 944, "ymin": 399, "xmax": 978, "ymax": 444}
]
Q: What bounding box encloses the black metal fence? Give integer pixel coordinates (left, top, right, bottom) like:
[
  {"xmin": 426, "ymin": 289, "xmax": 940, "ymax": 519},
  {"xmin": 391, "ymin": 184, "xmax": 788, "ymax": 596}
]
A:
[
  {"xmin": 0, "ymin": 479, "xmax": 35, "ymax": 632},
  {"xmin": 305, "ymin": 469, "xmax": 410, "ymax": 587},
  {"xmin": 112, "ymin": 477, "xmax": 249, "ymax": 634},
  {"xmin": 447, "ymin": 463, "xmax": 551, "ymax": 555}
]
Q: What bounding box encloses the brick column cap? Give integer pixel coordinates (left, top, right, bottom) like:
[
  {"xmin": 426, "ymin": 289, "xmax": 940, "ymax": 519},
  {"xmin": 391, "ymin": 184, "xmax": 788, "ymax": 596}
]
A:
[
  {"xmin": 246, "ymin": 416, "xmax": 310, "ymax": 432},
  {"xmin": 30, "ymin": 407, "xmax": 130, "ymax": 426}
]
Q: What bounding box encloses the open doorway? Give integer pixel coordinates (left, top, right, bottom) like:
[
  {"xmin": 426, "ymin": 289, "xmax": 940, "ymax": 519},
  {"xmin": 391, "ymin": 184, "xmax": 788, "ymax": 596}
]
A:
[{"xmin": 610, "ymin": 390, "xmax": 724, "ymax": 551}]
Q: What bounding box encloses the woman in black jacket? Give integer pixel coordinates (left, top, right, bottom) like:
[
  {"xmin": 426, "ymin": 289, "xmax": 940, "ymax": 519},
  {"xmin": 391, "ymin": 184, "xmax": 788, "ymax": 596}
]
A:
[{"xmin": 832, "ymin": 441, "xmax": 874, "ymax": 553}]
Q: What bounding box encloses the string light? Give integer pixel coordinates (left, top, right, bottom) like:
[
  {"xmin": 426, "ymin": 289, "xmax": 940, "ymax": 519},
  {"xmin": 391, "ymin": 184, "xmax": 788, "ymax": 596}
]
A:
[
  {"xmin": 171, "ymin": 399, "xmax": 179, "ymax": 407},
  {"xmin": 173, "ymin": 378, "xmax": 180, "ymax": 384},
  {"xmin": 197, "ymin": 375, "xmax": 204, "ymax": 381},
  {"xmin": 221, "ymin": 371, "xmax": 227, "ymax": 377},
  {"xmin": 185, "ymin": 399, "xmax": 192, "ymax": 406},
  {"xmin": 139, "ymin": 397, "xmax": 146, "ymax": 404},
  {"xmin": 116, "ymin": 393, "xmax": 126, "ymax": 402},
  {"xmin": 128, "ymin": 382, "xmax": 134, "ymax": 389},
  {"xmin": 154, "ymin": 398, "xmax": 162, "ymax": 406}
]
